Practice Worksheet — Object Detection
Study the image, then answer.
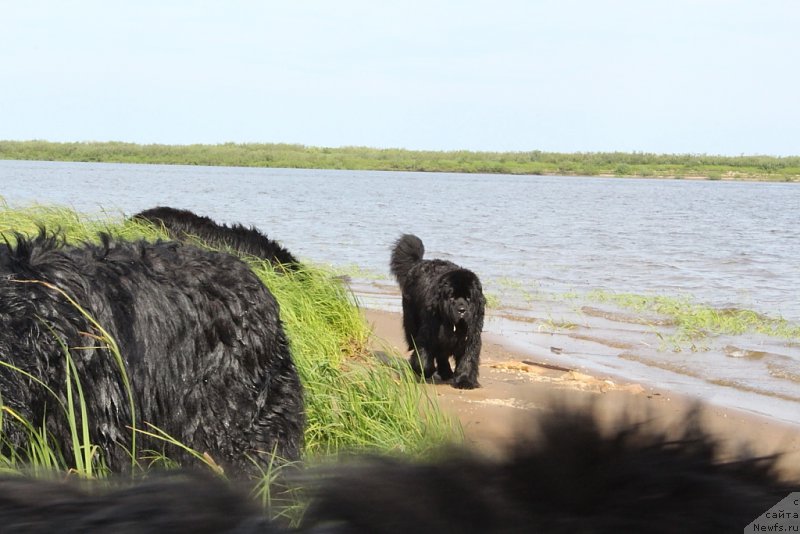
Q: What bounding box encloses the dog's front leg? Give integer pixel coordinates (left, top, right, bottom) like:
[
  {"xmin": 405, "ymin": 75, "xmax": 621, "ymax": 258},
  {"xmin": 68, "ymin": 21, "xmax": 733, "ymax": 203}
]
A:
[
  {"xmin": 435, "ymin": 352, "xmax": 454, "ymax": 380},
  {"xmin": 452, "ymin": 335, "xmax": 481, "ymax": 389}
]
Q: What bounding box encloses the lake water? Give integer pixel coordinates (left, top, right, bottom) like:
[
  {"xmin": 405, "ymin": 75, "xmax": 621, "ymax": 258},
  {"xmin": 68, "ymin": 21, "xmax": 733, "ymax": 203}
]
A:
[{"xmin": 2, "ymin": 160, "xmax": 799, "ymax": 424}]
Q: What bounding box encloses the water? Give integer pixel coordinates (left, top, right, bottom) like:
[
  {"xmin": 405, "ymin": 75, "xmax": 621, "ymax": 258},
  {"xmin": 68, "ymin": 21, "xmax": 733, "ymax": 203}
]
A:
[{"xmin": 2, "ymin": 160, "xmax": 800, "ymax": 423}]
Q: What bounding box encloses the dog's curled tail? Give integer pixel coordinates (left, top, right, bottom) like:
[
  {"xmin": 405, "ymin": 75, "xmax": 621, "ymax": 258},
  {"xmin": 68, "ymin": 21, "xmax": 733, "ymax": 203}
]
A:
[{"xmin": 390, "ymin": 234, "xmax": 424, "ymax": 286}]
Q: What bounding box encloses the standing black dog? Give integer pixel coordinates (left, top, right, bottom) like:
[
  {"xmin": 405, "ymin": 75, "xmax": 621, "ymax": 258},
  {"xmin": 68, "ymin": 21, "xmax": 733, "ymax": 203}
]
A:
[
  {"xmin": 390, "ymin": 234, "xmax": 485, "ymax": 389},
  {"xmin": 132, "ymin": 206, "xmax": 300, "ymax": 271},
  {"xmin": 0, "ymin": 231, "xmax": 305, "ymax": 475}
]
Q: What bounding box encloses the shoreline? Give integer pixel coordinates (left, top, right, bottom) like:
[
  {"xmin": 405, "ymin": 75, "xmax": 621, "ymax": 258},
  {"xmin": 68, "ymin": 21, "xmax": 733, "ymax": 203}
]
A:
[
  {"xmin": 2, "ymin": 145, "xmax": 799, "ymax": 183},
  {"xmin": 363, "ymin": 307, "xmax": 800, "ymax": 478},
  {"xmin": 355, "ymin": 281, "xmax": 800, "ymax": 427}
]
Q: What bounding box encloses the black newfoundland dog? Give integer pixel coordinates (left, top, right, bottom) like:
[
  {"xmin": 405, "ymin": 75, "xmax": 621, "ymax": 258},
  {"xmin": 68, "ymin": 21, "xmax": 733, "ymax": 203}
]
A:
[
  {"xmin": 390, "ymin": 234, "xmax": 485, "ymax": 389},
  {"xmin": 0, "ymin": 409, "xmax": 788, "ymax": 533},
  {"xmin": 132, "ymin": 206, "xmax": 300, "ymax": 271},
  {"xmin": 0, "ymin": 231, "xmax": 304, "ymax": 475}
]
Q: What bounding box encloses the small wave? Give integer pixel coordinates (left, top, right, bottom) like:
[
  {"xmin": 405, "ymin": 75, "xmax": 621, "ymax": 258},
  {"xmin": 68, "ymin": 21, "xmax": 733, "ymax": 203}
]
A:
[
  {"xmin": 707, "ymin": 378, "xmax": 800, "ymax": 403},
  {"xmin": 581, "ymin": 306, "xmax": 674, "ymax": 327},
  {"xmin": 723, "ymin": 345, "xmax": 769, "ymax": 360},
  {"xmin": 767, "ymin": 362, "xmax": 800, "ymax": 384}
]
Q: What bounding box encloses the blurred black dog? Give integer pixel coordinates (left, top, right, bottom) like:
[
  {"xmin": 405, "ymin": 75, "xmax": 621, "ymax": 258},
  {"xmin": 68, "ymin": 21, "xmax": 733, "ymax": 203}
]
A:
[
  {"xmin": 133, "ymin": 206, "xmax": 300, "ymax": 271},
  {"xmin": 302, "ymin": 408, "xmax": 789, "ymax": 532},
  {"xmin": 390, "ymin": 234, "xmax": 485, "ymax": 389},
  {"xmin": 0, "ymin": 472, "xmax": 275, "ymax": 534},
  {"xmin": 0, "ymin": 231, "xmax": 304, "ymax": 475},
  {"xmin": 0, "ymin": 408, "xmax": 789, "ymax": 533}
]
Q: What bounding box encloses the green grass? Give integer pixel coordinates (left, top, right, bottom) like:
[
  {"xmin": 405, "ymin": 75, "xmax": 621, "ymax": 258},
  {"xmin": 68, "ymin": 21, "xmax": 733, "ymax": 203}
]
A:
[
  {"xmin": 491, "ymin": 283, "xmax": 800, "ymax": 344},
  {"xmin": 248, "ymin": 259, "xmax": 457, "ymax": 458},
  {"xmin": 586, "ymin": 290, "xmax": 800, "ymax": 342},
  {"xmin": 2, "ymin": 140, "xmax": 799, "ymax": 181},
  {"xmin": 488, "ymin": 281, "xmax": 798, "ymax": 351},
  {"xmin": 0, "ymin": 204, "xmax": 459, "ymax": 521}
]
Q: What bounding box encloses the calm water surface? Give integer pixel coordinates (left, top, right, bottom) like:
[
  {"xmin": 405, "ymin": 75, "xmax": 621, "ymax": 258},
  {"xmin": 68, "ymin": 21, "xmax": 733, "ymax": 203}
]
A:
[{"xmin": 2, "ymin": 160, "xmax": 799, "ymax": 423}]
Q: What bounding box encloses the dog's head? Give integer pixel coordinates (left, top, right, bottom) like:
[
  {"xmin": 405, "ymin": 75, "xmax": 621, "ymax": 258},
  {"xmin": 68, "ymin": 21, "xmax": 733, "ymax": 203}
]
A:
[{"xmin": 438, "ymin": 268, "xmax": 484, "ymax": 331}]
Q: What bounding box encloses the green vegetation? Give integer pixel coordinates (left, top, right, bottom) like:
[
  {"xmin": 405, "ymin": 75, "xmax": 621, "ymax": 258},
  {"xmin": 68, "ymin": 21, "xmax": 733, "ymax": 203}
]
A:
[
  {"xmin": 586, "ymin": 290, "xmax": 800, "ymax": 342},
  {"xmin": 1, "ymin": 140, "xmax": 799, "ymax": 181},
  {"xmin": 0, "ymin": 206, "xmax": 458, "ymax": 493},
  {"xmin": 489, "ymin": 281, "xmax": 799, "ymax": 351}
]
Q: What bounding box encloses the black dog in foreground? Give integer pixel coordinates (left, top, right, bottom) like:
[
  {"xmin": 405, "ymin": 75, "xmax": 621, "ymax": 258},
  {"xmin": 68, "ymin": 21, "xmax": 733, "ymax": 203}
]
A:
[
  {"xmin": 0, "ymin": 409, "xmax": 789, "ymax": 533},
  {"xmin": 0, "ymin": 472, "xmax": 274, "ymax": 534},
  {"xmin": 0, "ymin": 231, "xmax": 304, "ymax": 475},
  {"xmin": 303, "ymin": 408, "xmax": 790, "ymax": 532},
  {"xmin": 390, "ymin": 234, "xmax": 485, "ymax": 389},
  {"xmin": 132, "ymin": 206, "xmax": 300, "ymax": 271}
]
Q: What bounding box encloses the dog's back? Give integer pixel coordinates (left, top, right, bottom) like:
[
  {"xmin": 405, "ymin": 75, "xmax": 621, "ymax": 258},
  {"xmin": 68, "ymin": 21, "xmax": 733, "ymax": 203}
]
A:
[
  {"xmin": 133, "ymin": 206, "xmax": 300, "ymax": 270},
  {"xmin": 0, "ymin": 472, "xmax": 272, "ymax": 534},
  {"xmin": 0, "ymin": 230, "xmax": 305, "ymax": 473},
  {"xmin": 390, "ymin": 234, "xmax": 425, "ymax": 287}
]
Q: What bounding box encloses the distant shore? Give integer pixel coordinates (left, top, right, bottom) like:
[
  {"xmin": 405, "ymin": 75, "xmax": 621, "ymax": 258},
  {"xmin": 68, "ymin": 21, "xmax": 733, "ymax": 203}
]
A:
[{"xmin": 1, "ymin": 140, "xmax": 798, "ymax": 182}]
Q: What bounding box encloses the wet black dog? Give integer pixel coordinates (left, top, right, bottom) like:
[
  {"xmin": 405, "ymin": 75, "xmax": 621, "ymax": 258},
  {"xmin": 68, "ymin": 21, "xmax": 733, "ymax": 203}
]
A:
[
  {"xmin": 390, "ymin": 234, "xmax": 485, "ymax": 389},
  {"xmin": 0, "ymin": 231, "xmax": 304, "ymax": 475},
  {"xmin": 0, "ymin": 408, "xmax": 789, "ymax": 533},
  {"xmin": 133, "ymin": 206, "xmax": 300, "ymax": 271}
]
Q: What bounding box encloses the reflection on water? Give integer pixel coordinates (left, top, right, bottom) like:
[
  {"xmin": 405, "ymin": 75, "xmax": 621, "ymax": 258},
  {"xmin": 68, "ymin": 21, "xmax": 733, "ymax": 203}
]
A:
[{"xmin": 2, "ymin": 160, "xmax": 800, "ymax": 423}]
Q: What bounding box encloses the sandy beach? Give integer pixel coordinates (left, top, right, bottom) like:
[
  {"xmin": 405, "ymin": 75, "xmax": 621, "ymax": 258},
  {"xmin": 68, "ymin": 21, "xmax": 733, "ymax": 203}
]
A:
[{"xmin": 364, "ymin": 308, "xmax": 800, "ymax": 478}]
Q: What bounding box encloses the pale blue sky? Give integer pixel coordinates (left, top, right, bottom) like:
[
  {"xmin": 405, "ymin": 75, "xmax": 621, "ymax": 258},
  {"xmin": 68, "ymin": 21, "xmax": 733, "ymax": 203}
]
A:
[{"xmin": 2, "ymin": 1, "xmax": 798, "ymax": 155}]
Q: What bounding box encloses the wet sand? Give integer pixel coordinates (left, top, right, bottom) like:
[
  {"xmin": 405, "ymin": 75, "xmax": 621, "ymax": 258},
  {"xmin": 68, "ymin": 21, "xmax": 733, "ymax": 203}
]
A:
[{"xmin": 364, "ymin": 308, "xmax": 800, "ymax": 478}]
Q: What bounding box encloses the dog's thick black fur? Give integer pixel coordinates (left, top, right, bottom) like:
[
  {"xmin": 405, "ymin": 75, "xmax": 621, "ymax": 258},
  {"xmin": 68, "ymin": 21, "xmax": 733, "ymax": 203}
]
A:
[
  {"xmin": 0, "ymin": 408, "xmax": 790, "ymax": 533},
  {"xmin": 0, "ymin": 472, "xmax": 277, "ymax": 534},
  {"xmin": 302, "ymin": 408, "xmax": 790, "ymax": 533},
  {"xmin": 133, "ymin": 206, "xmax": 300, "ymax": 271},
  {"xmin": 390, "ymin": 234, "xmax": 485, "ymax": 389},
  {"xmin": 0, "ymin": 231, "xmax": 304, "ymax": 474}
]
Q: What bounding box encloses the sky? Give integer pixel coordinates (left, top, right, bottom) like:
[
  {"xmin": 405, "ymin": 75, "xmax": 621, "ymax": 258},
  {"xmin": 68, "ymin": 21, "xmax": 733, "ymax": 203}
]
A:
[{"xmin": 1, "ymin": 1, "xmax": 798, "ymax": 156}]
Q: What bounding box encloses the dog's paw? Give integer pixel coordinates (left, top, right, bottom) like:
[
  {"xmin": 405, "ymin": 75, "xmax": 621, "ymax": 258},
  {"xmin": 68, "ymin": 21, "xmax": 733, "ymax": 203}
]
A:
[{"xmin": 452, "ymin": 377, "xmax": 479, "ymax": 389}]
